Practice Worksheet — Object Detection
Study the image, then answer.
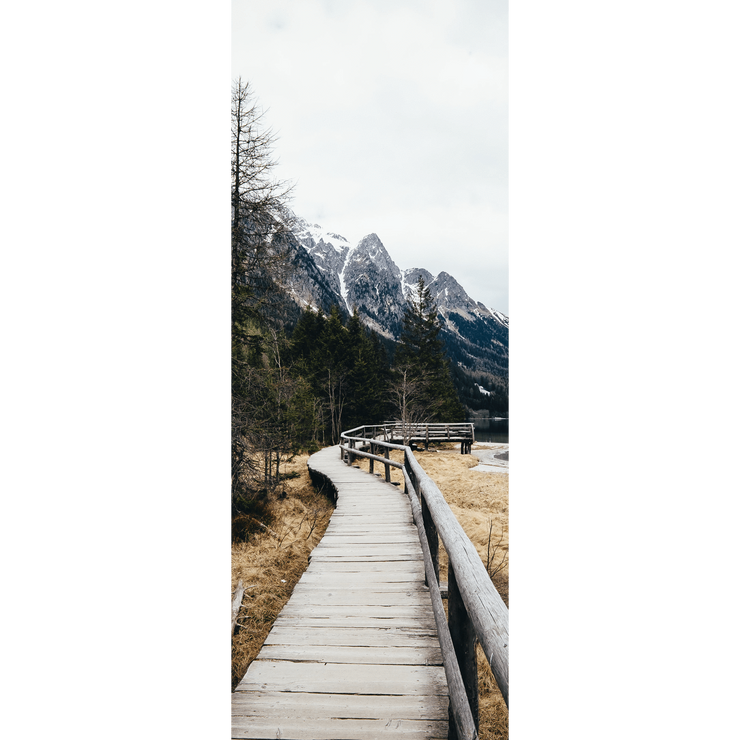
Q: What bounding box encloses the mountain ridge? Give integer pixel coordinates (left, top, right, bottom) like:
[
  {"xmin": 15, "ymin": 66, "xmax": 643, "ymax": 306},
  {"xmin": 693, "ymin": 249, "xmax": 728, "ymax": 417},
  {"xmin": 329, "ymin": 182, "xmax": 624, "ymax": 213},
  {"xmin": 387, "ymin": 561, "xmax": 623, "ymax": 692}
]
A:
[{"xmin": 286, "ymin": 213, "xmax": 508, "ymax": 408}]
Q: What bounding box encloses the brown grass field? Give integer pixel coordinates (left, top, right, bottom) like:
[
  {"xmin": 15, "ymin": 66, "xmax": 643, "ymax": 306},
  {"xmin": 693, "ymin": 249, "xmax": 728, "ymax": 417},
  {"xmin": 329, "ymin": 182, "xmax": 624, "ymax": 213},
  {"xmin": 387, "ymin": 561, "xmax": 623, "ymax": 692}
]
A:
[{"xmin": 231, "ymin": 443, "xmax": 509, "ymax": 739}]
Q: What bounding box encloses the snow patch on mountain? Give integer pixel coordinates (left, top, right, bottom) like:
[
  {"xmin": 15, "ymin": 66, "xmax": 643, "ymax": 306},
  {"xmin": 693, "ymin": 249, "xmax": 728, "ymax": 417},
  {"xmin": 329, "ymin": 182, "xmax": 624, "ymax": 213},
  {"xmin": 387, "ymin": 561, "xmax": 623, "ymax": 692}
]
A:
[
  {"xmin": 293, "ymin": 217, "xmax": 350, "ymax": 254},
  {"xmin": 337, "ymin": 243, "xmax": 355, "ymax": 311}
]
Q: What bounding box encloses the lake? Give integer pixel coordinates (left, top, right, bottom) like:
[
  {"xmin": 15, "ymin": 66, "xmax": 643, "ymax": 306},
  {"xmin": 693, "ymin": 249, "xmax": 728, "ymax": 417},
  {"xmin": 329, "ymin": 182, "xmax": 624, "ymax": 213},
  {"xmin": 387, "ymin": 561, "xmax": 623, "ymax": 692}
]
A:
[{"xmin": 472, "ymin": 418, "xmax": 509, "ymax": 444}]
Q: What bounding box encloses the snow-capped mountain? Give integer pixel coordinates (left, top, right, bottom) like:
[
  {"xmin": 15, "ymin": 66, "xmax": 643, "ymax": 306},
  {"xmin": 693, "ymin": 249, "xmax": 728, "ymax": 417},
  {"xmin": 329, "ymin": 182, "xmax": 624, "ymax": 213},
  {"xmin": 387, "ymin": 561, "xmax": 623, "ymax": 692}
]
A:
[
  {"xmin": 291, "ymin": 220, "xmax": 350, "ymax": 303},
  {"xmin": 287, "ymin": 214, "xmax": 508, "ymax": 379}
]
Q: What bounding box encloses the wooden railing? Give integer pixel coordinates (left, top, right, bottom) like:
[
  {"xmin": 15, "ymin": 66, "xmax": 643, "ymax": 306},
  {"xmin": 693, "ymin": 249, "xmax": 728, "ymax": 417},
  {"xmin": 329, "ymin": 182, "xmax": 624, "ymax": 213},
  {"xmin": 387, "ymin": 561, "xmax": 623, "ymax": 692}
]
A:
[
  {"xmin": 342, "ymin": 421, "xmax": 475, "ymax": 454},
  {"xmin": 339, "ymin": 424, "xmax": 508, "ymax": 740}
]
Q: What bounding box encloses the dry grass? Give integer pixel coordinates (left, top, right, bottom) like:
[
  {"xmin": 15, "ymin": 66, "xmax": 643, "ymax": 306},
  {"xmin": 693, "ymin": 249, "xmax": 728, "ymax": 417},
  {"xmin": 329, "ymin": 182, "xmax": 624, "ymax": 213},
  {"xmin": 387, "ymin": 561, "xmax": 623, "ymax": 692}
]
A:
[
  {"xmin": 231, "ymin": 453, "xmax": 334, "ymax": 691},
  {"xmin": 233, "ymin": 444, "xmax": 508, "ymax": 739}
]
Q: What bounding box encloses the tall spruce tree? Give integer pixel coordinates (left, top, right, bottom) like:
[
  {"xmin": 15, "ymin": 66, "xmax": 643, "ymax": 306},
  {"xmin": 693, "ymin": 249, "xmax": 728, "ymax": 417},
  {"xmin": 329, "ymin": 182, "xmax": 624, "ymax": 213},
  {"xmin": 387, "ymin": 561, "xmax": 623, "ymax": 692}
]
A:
[
  {"xmin": 345, "ymin": 308, "xmax": 388, "ymax": 428},
  {"xmin": 393, "ymin": 277, "xmax": 465, "ymax": 428}
]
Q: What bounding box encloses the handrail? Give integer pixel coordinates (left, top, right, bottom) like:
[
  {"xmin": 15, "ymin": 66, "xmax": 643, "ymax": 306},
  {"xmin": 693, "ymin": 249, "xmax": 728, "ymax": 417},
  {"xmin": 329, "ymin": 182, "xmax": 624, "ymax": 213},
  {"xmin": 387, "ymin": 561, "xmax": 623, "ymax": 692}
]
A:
[
  {"xmin": 338, "ymin": 423, "xmax": 509, "ymax": 738},
  {"xmin": 403, "ymin": 467, "xmax": 478, "ymax": 740}
]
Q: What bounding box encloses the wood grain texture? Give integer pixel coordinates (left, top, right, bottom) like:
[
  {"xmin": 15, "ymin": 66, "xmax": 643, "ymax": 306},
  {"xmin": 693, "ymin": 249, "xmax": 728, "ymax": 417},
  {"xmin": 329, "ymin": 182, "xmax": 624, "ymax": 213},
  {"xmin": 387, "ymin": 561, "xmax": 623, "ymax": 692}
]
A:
[
  {"xmin": 232, "ymin": 691, "xmax": 448, "ymax": 720},
  {"xmin": 237, "ymin": 660, "xmax": 448, "ymax": 695},
  {"xmin": 232, "ymin": 716, "xmax": 448, "ymax": 740}
]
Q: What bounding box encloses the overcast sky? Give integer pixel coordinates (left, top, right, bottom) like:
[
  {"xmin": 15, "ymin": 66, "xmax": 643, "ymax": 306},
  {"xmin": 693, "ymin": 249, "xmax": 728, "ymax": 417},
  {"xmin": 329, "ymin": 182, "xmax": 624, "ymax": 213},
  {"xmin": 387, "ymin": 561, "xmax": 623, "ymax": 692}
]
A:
[{"xmin": 232, "ymin": 0, "xmax": 508, "ymax": 314}]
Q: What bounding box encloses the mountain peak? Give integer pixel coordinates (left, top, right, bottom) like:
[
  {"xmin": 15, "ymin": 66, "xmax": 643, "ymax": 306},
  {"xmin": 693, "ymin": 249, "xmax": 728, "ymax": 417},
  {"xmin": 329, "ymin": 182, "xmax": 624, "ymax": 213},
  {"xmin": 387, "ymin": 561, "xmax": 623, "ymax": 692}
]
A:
[
  {"xmin": 355, "ymin": 233, "xmax": 387, "ymax": 258},
  {"xmin": 401, "ymin": 268, "xmax": 435, "ymax": 298}
]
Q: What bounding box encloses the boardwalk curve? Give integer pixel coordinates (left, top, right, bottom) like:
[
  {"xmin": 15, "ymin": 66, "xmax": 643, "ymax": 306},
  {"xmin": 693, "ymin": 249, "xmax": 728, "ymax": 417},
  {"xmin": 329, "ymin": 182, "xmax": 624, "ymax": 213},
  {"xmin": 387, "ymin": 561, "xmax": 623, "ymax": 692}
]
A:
[{"xmin": 232, "ymin": 445, "xmax": 449, "ymax": 740}]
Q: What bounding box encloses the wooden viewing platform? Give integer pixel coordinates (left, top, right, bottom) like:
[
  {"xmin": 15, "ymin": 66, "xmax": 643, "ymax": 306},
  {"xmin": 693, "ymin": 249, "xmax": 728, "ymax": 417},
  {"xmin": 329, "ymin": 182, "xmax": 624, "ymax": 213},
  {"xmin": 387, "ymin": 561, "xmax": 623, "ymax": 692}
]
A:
[
  {"xmin": 232, "ymin": 445, "xmax": 450, "ymax": 739},
  {"xmin": 347, "ymin": 422, "xmax": 476, "ymax": 454}
]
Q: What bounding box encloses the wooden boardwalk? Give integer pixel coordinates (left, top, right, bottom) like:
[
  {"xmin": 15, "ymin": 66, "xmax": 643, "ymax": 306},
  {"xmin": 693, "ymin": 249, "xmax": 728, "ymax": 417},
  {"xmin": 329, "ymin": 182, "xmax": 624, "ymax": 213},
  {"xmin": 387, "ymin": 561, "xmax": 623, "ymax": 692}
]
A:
[{"xmin": 232, "ymin": 445, "xmax": 449, "ymax": 740}]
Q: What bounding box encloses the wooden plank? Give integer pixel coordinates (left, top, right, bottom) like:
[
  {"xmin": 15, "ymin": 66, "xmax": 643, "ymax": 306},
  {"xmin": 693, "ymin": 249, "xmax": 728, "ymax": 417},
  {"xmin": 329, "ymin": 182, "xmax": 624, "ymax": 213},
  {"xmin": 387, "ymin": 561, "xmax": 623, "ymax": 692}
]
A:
[
  {"xmin": 317, "ymin": 539, "xmax": 420, "ymax": 547},
  {"xmin": 276, "ymin": 604, "xmax": 434, "ymax": 619},
  {"xmin": 302, "ymin": 559, "xmax": 425, "ymax": 572},
  {"xmin": 232, "ymin": 716, "xmax": 448, "ymax": 740},
  {"xmin": 292, "ymin": 581, "xmax": 429, "ymax": 593},
  {"xmin": 331, "ymin": 507, "xmax": 410, "ymax": 515},
  {"xmin": 306, "ymin": 537, "xmax": 419, "ymax": 547},
  {"xmin": 319, "ymin": 534, "xmax": 420, "ymax": 543},
  {"xmin": 273, "ymin": 615, "xmax": 438, "ymax": 629},
  {"xmin": 265, "ymin": 625, "xmax": 440, "ymax": 645},
  {"xmin": 309, "ymin": 554, "xmax": 423, "ymax": 562},
  {"xmin": 312, "ymin": 541, "xmax": 420, "ymax": 550},
  {"xmin": 236, "ymin": 660, "xmax": 449, "ymax": 696},
  {"xmin": 310, "ymin": 543, "xmax": 420, "ymax": 551},
  {"xmin": 298, "ymin": 571, "xmax": 424, "ymax": 584},
  {"xmin": 232, "ymin": 691, "xmax": 448, "ymax": 720},
  {"xmin": 328, "ymin": 501, "xmax": 409, "ymax": 507},
  {"xmin": 308, "ymin": 550, "xmax": 422, "ymax": 558},
  {"xmin": 302, "ymin": 568, "xmax": 424, "ymax": 579},
  {"xmin": 284, "ymin": 591, "xmax": 430, "ymax": 607},
  {"xmin": 319, "ymin": 517, "xmax": 410, "ymax": 524},
  {"xmin": 324, "ymin": 517, "xmax": 414, "ymax": 525},
  {"xmin": 323, "ymin": 521, "xmax": 412, "ymax": 528},
  {"xmin": 319, "ymin": 532, "xmax": 414, "ymax": 538},
  {"xmin": 257, "ymin": 643, "xmax": 442, "ymax": 664},
  {"xmin": 305, "ymin": 552, "xmax": 420, "ymax": 561},
  {"xmin": 334, "ymin": 498, "xmax": 408, "ymax": 508}
]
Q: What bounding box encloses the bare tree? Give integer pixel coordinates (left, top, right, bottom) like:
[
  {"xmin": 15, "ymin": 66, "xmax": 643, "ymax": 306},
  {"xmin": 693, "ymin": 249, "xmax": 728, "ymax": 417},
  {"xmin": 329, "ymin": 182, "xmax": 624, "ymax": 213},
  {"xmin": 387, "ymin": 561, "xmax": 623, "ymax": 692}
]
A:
[
  {"xmin": 231, "ymin": 78, "xmax": 297, "ymax": 506},
  {"xmin": 231, "ymin": 77, "xmax": 295, "ymax": 326},
  {"xmin": 389, "ymin": 365, "xmax": 440, "ymax": 445},
  {"xmin": 325, "ymin": 365, "xmax": 348, "ymax": 445}
]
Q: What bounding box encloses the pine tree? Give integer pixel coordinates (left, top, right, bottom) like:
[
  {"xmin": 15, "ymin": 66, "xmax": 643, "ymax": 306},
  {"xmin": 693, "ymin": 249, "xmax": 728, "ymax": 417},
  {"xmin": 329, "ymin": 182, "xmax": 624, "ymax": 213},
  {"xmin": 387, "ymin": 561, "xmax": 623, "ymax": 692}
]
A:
[
  {"xmin": 392, "ymin": 277, "xmax": 465, "ymax": 427},
  {"xmin": 345, "ymin": 308, "xmax": 387, "ymax": 428},
  {"xmin": 319, "ymin": 306, "xmax": 351, "ymax": 443}
]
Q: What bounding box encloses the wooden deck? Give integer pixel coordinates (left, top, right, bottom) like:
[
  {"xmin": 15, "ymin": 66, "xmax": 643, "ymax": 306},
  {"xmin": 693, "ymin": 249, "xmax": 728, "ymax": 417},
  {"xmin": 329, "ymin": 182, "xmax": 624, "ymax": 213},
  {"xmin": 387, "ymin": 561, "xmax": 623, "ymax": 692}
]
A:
[{"xmin": 232, "ymin": 445, "xmax": 449, "ymax": 740}]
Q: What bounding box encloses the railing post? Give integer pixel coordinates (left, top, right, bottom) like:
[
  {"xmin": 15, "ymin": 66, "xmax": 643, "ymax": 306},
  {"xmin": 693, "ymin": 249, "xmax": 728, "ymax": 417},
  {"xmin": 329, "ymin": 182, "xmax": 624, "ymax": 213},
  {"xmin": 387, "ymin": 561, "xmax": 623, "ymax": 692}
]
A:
[
  {"xmin": 348, "ymin": 437, "xmax": 355, "ymax": 465},
  {"xmin": 420, "ymin": 490, "xmax": 439, "ymax": 585},
  {"xmin": 369, "ymin": 442, "xmax": 374, "ymax": 474},
  {"xmin": 448, "ymin": 563, "xmax": 479, "ymax": 739},
  {"xmin": 384, "ymin": 446, "xmax": 391, "ymax": 482},
  {"xmin": 425, "ymin": 425, "xmax": 429, "ymax": 451},
  {"xmin": 403, "ymin": 450, "xmax": 409, "ymax": 493}
]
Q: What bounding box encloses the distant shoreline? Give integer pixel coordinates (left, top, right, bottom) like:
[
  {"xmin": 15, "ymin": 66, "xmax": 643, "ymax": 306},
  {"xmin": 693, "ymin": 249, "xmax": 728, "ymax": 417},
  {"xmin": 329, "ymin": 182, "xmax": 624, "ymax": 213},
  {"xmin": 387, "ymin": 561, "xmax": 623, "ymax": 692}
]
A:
[{"xmin": 470, "ymin": 442, "xmax": 509, "ymax": 473}]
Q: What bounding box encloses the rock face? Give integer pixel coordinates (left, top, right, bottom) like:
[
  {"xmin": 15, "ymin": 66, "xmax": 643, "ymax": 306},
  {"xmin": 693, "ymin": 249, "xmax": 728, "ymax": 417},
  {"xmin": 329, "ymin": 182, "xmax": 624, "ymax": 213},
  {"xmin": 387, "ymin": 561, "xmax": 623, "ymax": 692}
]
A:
[
  {"xmin": 280, "ymin": 233, "xmax": 343, "ymax": 317},
  {"xmin": 292, "ymin": 218, "xmax": 350, "ymax": 303},
  {"xmin": 403, "ymin": 269, "xmax": 509, "ymax": 377},
  {"xmin": 342, "ymin": 234, "xmax": 406, "ymax": 339},
  {"xmin": 283, "ymin": 212, "xmax": 508, "ymax": 379}
]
